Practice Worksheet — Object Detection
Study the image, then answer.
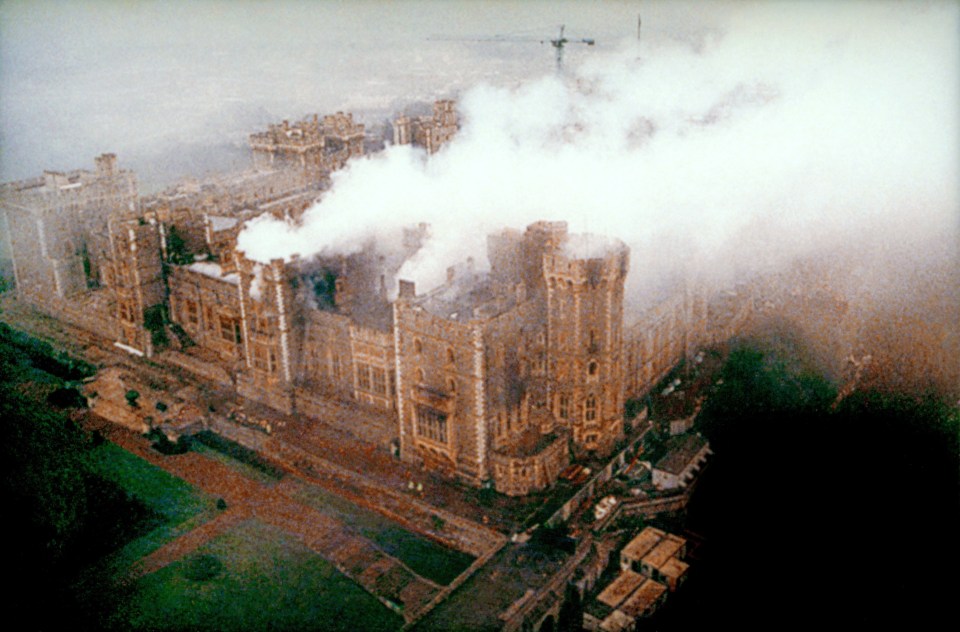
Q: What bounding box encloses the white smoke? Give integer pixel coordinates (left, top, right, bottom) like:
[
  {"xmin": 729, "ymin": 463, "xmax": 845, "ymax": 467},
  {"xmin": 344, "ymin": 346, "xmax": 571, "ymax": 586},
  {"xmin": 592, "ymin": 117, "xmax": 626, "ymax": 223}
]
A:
[{"xmin": 237, "ymin": 1, "xmax": 959, "ymax": 301}]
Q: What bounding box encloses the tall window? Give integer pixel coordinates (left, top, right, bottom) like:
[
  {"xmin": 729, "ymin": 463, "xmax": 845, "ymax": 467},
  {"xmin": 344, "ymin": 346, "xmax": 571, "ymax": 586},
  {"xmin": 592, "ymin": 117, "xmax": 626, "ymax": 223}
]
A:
[
  {"xmin": 331, "ymin": 354, "xmax": 342, "ymax": 380},
  {"xmin": 414, "ymin": 338, "xmax": 423, "ymax": 354},
  {"xmin": 220, "ymin": 315, "xmax": 241, "ymax": 343},
  {"xmin": 184, "ymin": 299, "xmax": 199, "ymax": 325},
  {"xmin": 559, "ymin": 394, "xmax": 570, "ymax": 419},
  {"xmin": 357, "ymin": 363, "xmax": 371, "ymax": 390},
  {"xmin": 416, "ymin": 406, "xmax": 448, "ymax": 444},
  {"xmin": 585, "ymin": 395, "xmax": 597, "ymax": 422},
  {"xmin": 372, "ymin": 367, "xmax": 387, "ymax": 395}
]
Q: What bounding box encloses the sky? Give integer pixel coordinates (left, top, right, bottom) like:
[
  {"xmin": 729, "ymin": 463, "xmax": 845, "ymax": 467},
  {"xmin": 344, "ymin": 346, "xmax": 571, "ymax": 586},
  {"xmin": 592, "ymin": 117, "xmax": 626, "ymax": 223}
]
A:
[{"xmin": 2, "ymin": 0, "xmax": 958, "ymax": 306}]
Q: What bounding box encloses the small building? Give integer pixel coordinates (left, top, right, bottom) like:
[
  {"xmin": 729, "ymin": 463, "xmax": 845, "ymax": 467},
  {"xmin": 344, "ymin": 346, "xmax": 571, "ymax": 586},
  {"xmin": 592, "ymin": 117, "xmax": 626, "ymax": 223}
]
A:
[
  {"xmin": 652, "ymin": 432, "xmax": 711, "ymax": 490},
  {"xmin": 618, "ymin": 577, "xmax": 668, "ymax": 620},
  {"xmin": 620, "ymin": 526, "xmax": 689, "ymax": 591},
  {"xmin": 584, "ymin": 570, "xmax": 671, "ymax": 632}
]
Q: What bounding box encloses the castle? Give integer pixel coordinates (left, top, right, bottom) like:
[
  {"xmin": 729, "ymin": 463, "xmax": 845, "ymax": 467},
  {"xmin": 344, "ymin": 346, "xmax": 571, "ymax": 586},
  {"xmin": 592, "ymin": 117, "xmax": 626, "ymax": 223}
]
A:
[{"xmin": 1, "ymin": 101, "xmax": 749, "ymax": 497}]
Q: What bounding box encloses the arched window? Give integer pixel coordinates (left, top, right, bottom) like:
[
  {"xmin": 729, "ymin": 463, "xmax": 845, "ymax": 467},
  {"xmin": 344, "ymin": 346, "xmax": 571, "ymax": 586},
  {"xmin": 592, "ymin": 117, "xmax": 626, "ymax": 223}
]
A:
[
  {"xmin": 414, "ymin": 338, "xmax": 423, "ymax": 354},
  {"xmin": 446, "ymin": 347, "xmax": 455, "ymax": 364},
  {"xmin": 447, "ymin": 377, "xmax": 457, "ymax": 393},
  {"xmin": 588, "ymin": 360, "xmax": 599, "ymax": 377}
]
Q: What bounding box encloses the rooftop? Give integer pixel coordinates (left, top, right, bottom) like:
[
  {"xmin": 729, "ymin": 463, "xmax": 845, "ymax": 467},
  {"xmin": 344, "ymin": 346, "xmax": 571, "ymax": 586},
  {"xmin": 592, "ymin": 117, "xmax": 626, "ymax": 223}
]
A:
[
  {"xmin": 643, "ymin": 535, "xmax": 686, "ymax": 570},
  {"xmin": 417, "ymin": 271, "xmax": 518, "ymax": 324},
  {"xmin": 621, "ymin": 526, "xmax": 667, "ymax": 561},
  {"xmin": 597, "ymin": 569, "xmax": 646, "ymax": 609},
  {"xmin": 617, "ymin": 578, "xmax": 667, "ymax": 618},
  {"xmin": 654, "ymin": 433, "xmax": 710, "ymax": 475}
]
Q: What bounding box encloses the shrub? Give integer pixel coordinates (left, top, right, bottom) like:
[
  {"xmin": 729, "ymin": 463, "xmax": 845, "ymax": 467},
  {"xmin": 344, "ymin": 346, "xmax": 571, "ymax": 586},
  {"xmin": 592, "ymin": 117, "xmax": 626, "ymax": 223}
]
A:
[{"xmin": 125, "ymin": 390, "xmax": 140, "ymax": 407}]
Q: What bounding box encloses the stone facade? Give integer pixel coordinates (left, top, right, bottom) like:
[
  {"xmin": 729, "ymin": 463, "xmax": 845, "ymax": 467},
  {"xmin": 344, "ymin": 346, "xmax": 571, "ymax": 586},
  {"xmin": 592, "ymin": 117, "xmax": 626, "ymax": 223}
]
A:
[
  {"xmin": 250, "ymin": 112, "xmax": 365, "ymax": 174},
  {"xmin": 393, "ymin": 99, "xmax": 459, "ymax": 154},
  {"xmin": 1, "ymin": 153, "xmax": 138, "ymax": 302},
  {"xmin": 3, "ymin": 142, "xmax": 723, "ymax": 501}
]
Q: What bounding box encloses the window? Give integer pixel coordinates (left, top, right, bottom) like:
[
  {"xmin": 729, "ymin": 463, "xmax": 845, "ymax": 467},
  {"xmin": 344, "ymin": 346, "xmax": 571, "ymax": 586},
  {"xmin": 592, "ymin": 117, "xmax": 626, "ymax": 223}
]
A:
[
  {"xmin": 416, "ymin": 368, "xmax": 425, "ymax": 383},
  {"xmin": 254, "ymin": 314, "xmax": 273, "ymax": 334},
  {"xmin": 588, "ymin": 360, "xmax": 599, "ymax": 376},
  {"xmin": 254, "ymin": 344, "xmax": 277, "ymax": 373},
  {"xmin": 585, "ymin": 395, "xmax": 597, "ymax": 422},
  {"xmin": 118, "ymin": 299, "xmax": 135, "ymax": 323},
  {"xmin": 357, "ymin": 363, "xmax": 371, "ymax": 390},
  {"xmin": 447, "ymin": 378, "xmax": 457, "ymax": 393},
  {"xmin": 331, "ymin": 354, "xmax": 342, "ymax": 380},
  {"xmin": 446, "ymin": 347, "xmax": 455, "ymax": 365},
  {"xmin": 558, "ymin": 395, "xmax": 570, "ymax": 419},
  {"xmin": 372, "ymin": 368, "xmax": 387, "ymax": 395},
  {"xmin": 416, "ymin": 406, "xmax": 448, "ymax": 444},
  {"xmin": 414, "ymin": 338, "xmax": 423, "ymax": 354},
  {"xmin": 220, "ymin": 315, "xmax": 241, "ymax": 343},
  {"xmin": 184, "ymin": 299, "xmax": 199, "ymax": 325}
]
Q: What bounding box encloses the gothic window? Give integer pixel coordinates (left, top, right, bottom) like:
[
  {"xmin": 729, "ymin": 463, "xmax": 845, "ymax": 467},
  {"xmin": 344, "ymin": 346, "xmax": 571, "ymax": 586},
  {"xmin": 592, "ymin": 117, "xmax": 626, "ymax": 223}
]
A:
[
  {"xmin": 414, "ymin": 338, "xmax": 423, "ymax": 354},
  {"xmin": 447, "ymin": 378, "xmax": 457, "ymax": 393},
  {"xmin": 446, "ymin": 347, "xmax": 455, "ymax": 365},
  {"xmin": 331, "ymin": 354, "xmax": 342, "ymax": 380},
  {"xmin": 416, "ymin": 406, "xmax": 448, "ymax": 444},
  {"xmin": 585, "ymin": 395, "xmax": 597, "ymax": 422},
  {"xmin": 559, "ymin": 395, "xmax": 570, "ymax": 419},
  {"xmin": 588, "ymin": 360, "xmax": 599, "ymax": 377}
]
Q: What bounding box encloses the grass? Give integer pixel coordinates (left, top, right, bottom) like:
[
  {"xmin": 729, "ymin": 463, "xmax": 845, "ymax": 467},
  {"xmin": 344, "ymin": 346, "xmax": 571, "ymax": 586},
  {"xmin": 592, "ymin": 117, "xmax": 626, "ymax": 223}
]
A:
[
  {"xmin": 90, "ymin": 442, "xmax": 214, "ymax": 524},
  {"xmin": 287, "ymin": 481, "xmax": 474, "ymax": 586},
  {"xmin": 86, "ymin": 442, "xmax": 218, "ymax": 567},
  {"xmin": 122, "ymin": 519, "xmax": 403, "ymax": 632}
]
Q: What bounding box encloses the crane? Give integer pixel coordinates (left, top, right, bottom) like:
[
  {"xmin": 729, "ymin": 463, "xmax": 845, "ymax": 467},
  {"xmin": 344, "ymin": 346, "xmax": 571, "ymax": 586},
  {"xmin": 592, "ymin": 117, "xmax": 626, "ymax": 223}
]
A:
[
  {"xmin": 429, "ymin": 25, "xmax": 595, "ymax": 71},
  {"xmin": 543, "ymin": 25, "xmax": 595, "ymax": 70}
]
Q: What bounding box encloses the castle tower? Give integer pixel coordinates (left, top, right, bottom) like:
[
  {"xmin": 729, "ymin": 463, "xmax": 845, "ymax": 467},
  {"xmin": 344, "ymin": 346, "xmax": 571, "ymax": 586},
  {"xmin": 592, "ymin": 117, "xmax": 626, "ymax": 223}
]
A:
[{"xmin": 542, "ymin": 232, "xmax": 629, "ymax": 457}]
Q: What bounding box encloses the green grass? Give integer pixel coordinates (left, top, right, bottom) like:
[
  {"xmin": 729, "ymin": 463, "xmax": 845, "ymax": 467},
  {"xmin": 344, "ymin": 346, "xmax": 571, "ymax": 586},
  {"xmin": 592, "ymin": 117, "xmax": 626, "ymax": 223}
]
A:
[
  {"xmin": 288, "ymin": 481, "xmax": 474, "ymax": 586},
  {"xmin": 122, "ymin": 519, "xmax": 403, "ymax": 632},
  {"xmin": 89, "ymin": 442, "xmax": 213, "ymax": 523},
  {"xmin": 87, "ymin": 442, "xmax": 218, "ymax": 567}
]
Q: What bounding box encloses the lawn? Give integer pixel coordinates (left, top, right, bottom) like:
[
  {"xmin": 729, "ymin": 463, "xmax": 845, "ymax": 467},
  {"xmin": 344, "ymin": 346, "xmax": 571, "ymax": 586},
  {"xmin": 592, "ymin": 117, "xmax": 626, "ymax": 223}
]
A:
[
  {"xmin": 287, "ymin": 480, "xmax": 474, "ymax": 586},
  {"xmin": 87, "ymin": 442, "xmax": 218, "ymax": 564},
  {"xmin": 122, "ymin": 519, "xmax": 403, "ymax": 632}
]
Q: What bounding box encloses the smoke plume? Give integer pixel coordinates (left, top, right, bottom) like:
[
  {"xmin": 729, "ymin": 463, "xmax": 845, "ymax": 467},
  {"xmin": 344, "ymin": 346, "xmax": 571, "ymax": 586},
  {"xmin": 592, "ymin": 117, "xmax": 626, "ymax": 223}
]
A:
[{"xmin": 238, "ymin": 2, "xmax": 957, "ymax": 306}]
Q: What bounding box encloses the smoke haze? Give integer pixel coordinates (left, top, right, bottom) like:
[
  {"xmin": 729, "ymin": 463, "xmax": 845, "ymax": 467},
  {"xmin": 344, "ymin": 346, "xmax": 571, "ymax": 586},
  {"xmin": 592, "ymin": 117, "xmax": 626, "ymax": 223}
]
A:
[{"xmin": 237, "ymin": 1, "xmax": 958, "ymax": 304}]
